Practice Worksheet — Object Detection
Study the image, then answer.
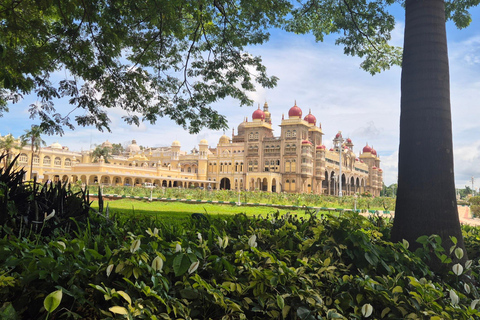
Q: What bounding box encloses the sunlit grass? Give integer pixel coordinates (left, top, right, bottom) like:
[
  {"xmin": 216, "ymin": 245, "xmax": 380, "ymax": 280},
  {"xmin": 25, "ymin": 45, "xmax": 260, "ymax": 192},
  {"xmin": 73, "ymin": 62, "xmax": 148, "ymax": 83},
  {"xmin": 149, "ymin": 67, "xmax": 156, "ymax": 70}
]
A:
[{"xmin": 92, "ymin": 199, "xmax": 314, "ymax": 223}]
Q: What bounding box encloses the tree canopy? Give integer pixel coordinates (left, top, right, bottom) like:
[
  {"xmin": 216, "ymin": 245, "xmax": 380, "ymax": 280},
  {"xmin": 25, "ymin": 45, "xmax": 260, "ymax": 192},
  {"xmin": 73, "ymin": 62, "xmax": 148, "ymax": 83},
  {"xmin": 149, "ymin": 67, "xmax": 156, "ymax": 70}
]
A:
[{"xmin": 0, "ymin": 0, "xmax": 478, "ymax": 135}]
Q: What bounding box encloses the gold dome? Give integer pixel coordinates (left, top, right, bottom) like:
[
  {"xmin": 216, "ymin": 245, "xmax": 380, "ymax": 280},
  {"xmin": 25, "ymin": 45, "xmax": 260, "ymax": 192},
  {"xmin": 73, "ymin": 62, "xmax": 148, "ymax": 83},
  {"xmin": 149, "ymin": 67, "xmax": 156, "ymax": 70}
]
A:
[{"xmin": 219, "ymin": 134, "xmax": 230, "ymax": 144}]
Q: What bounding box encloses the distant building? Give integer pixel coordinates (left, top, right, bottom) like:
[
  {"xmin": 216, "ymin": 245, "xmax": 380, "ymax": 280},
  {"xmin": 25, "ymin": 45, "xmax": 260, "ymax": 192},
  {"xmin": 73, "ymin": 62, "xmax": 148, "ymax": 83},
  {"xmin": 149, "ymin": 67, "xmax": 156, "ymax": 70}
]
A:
[{"xmin": 1, "ymin": 102, "xmax": 383, "ymax": 195}]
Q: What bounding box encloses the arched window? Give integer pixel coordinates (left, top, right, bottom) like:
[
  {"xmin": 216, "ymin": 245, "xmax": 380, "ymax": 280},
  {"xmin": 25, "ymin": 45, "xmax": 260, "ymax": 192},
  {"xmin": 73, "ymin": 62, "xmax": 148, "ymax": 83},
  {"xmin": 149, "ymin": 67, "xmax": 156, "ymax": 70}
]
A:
[
  {"xmin": 286, "ymin": 130, "xmax": 291, "ymax": 138},
  {"xmin": 292, "ymin": 130, "xmax": 297, "ymax": 137},
  {"xmin": 54, "ymin": 157, "xmax": 61, "ymax": 166},
  {"xmin": 33, "ymin": 155, "xmax": 40, "ymax": 165},
  {"xmin": 43, "ymin": 156, "xmax": 51, "ymax": 165},
  {"xmin": 65, "ymin": 158, "xmax": 71, "ymax": 167}
]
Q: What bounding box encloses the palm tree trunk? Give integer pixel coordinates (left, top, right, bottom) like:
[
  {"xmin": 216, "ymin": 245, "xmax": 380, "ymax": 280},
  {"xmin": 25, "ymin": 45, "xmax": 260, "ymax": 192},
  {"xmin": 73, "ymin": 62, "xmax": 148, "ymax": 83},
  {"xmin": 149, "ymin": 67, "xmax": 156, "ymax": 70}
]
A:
[
  {"xmin": 391, "ymin": 0, "xmax": 465, "ymax": 257},
  {"xmin": 30, "ymin": 138, "xmax": 34, "ymax": 180}
]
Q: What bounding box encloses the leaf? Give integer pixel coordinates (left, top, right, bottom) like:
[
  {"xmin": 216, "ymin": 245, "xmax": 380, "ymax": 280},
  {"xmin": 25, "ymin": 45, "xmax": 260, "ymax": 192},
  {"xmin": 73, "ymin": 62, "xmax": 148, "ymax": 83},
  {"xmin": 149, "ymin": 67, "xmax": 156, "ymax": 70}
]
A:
[
  {"xmin": 106, "ymin": 264, "xmax": 114, "ymax": 277},
  {"xmin": 297, "ymin": 307, "xmax": 313, "ymax": 320},
  {"xmin": 44, "ymin": 289, "xmax": 62, "ymax": 313},
  {"xmin": 324, "ymin": 257, "xmax": 331, "ymax": 267},
  {"xmin": 381, "ymin": 307, "xmax": 390, "ymax": 318},
  {"xmin": 152, "ymin": 256, "xmax": 164, "ymax": 272},
  {"xmin": 130, "ymin": 239, "xmax": 141, "ymax": 253},
  {"xmin": 277, "ymin": 295, "xmax": 285, "ymax": 309},
  {"xmin": 0, "ymin": 302, "xmax": 18, "ymax": 320},
  {"xmin": 361, "ymin": 303, "xmax": 373, "ymax": 317},
  {"xmin": 454, "ymin": 247, "xmax": 464, "ymax": 259},
  {"xmin": 392, "ymin": 286, "xmax": 403, "ymax": 294},
  {"xmin": 109, "ymin": 306, "xmax": 128, "ymax": 315},
  {"xmin": 117, "ymin": 291, "xmax": 132, "ymax": 305},
  {"xmin": 188, "ymin": 261, "xmax": 200, "ymax": 274},
  {"xmin": 173, "ymin": 253, "xmax": 191, "ymax": 276},
  {"xmin": 282, "ymin": 305, "xmax": 291, "ymax": 319}
]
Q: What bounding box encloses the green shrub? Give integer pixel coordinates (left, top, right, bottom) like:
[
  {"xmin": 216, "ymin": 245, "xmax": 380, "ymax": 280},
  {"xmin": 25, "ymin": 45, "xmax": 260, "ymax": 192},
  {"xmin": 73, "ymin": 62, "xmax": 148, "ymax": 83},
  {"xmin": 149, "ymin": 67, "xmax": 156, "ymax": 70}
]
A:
[
  {"xmin": 469, "ymin": 196, "xmax": 480, "ymax": 218},
  {"xmin": 1, "ymin": 209, "xmax": 479, "ymax": 319}
]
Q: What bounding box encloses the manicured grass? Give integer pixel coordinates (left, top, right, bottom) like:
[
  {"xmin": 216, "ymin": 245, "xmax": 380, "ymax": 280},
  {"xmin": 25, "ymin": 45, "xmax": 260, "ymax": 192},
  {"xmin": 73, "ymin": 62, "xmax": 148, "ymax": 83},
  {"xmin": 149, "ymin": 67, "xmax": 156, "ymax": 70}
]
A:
[{"xmin": 93, "ymin": 198, "xmax": 312, "ymax": 222}]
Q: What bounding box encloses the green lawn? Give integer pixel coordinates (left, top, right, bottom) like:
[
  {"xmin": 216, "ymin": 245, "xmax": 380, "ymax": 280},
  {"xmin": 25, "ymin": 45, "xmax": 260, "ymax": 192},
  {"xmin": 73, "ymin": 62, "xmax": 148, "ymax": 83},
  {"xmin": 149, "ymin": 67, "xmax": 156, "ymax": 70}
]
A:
[{"xmin": 93, "ymin": 198, "xmax": 314, "ymax": 222}]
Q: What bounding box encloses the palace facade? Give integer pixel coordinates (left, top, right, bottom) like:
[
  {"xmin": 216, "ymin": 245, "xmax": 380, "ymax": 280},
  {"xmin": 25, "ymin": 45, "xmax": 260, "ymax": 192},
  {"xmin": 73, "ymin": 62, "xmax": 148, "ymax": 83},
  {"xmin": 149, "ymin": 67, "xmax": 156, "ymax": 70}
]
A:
[{"xmin": 1, "ymin": 103, "xmax": 383, "ymax": 195}]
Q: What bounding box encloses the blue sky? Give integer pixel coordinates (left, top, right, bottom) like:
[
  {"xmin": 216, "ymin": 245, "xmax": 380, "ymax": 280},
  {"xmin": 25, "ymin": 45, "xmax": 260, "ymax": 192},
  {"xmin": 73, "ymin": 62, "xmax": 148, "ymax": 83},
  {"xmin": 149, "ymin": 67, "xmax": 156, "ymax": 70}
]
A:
[{"xmin": 2, "ymin": 4, "xmax": 480, "ymax": 189}]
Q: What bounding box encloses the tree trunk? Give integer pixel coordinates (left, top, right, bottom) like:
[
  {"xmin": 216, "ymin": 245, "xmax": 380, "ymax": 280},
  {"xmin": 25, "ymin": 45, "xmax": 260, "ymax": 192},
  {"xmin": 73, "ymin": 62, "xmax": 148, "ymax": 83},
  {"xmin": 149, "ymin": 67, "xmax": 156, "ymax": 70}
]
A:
[{"xmin": 391, "ymin": 0, "xmax": 466, "ymax": 257}]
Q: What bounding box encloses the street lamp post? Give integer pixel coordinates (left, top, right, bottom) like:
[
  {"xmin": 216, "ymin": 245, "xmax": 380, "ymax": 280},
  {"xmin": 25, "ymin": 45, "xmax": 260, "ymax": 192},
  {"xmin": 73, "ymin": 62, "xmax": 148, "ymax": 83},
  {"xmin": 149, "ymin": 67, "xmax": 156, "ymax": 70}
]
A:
[{"xmin": 333, "ymin": 131, "xmax": 345, "ymax": 197}]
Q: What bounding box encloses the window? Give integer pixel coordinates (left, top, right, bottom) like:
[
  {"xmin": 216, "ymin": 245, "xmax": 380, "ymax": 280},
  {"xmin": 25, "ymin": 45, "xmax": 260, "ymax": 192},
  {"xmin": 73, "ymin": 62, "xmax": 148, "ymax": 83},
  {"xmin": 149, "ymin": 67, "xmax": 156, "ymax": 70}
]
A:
[
  {"xmin": 19, "ymin": 153, "xmax": 28, "ymax": 164},
  {"xmin": 291, "ymin": 159, "xmax": 296, "ymax": 172},
  {"xmin": 292, "ymin": 130, "xmax": 297, "ymax": 137},
  {"xmin": 65, "ymin": 158, "xmax": 71, "ymax": 167},
  {"xmin": 33, "ymin": 155, "xmax": 40, "ymax": 165},
  {"xmin": 286, "ymin": 130, "xmax": 291, "ymax": 138},
  {"xmin": 54, "ymin": 157, "xmax": 62, "ymax": 166},
  {"xmin": 43, "ymin": 156, "xmax": 51, "ymax": 165},
  {"xmin": 248, "ymin": 161, "xmax": 253, "ymax": 172}
]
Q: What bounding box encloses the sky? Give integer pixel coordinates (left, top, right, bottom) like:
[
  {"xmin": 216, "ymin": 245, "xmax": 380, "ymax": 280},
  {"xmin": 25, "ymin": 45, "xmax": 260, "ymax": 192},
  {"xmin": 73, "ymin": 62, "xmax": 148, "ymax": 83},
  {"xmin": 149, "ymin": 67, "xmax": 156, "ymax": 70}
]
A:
[{"xmin": 2, "ymin": 4, "xmax": 480, "ymax": 189}]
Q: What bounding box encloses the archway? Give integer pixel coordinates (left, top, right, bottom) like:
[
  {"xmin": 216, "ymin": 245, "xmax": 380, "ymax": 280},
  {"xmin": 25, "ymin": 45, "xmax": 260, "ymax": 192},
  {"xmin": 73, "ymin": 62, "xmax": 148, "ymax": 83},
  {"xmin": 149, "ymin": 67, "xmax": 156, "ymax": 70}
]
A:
[
  {"xmin": 220, "ymin": 178, "xmax": 231, "ymax": 190},
  {"xmin": 271, "ymin": 178, "xmax": 277, "ymax": 192},
  {"xmin": 262, "ymin": 178, "xmax": 268, "ymax": 191}
]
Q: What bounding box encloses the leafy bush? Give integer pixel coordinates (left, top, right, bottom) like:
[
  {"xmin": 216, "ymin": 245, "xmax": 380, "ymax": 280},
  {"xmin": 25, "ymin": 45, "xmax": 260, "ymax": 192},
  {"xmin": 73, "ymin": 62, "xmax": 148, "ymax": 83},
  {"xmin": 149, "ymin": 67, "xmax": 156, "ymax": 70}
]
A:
[
  {"xmin": 469, "ymin": 196, "xmax": 480, "ymax": 218},
  {"xmin": 1, "ymin": 208, "xmax": 480, "ymax": 319},
  {"xmin": 0, "ymin": 154, "xmax": 91, "ymax": 239}
]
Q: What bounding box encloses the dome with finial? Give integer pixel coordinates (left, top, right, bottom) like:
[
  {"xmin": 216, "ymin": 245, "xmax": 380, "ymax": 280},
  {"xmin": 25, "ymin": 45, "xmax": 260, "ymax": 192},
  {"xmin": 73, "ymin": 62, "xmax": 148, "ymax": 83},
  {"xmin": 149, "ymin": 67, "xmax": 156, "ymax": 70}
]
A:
[
  {"xmin": 237, "ymin": 118, "xmax": 247, "ymax": 135},
  {"xmin": 126, "ymin": 140, "xmax": 141, "ymax": 153},
  {"xmin": 304, "ymin": 109, "xmax": 316, "ymax": 125},
  {"xmin": 252, "ymin": 105, "xmax": 265, "ymax": 121},
  {"xmin": 371, "ymin": 147, "xmax": 377, "ymax": 156},
  {"xmin": 288, "ymin": 101, "xmax": 302, "ymax": 118},
  {"xmin": 50, "ymin": 142, "xmax": 62, "ymax": 149},
  {"xmin": 219, "ymin": 134, "xmax": 230, "ymax": 144},
  {"xmin": 101, "ymin": 140, "xmax": 113, "ymax": 149},
  {"xmin": 171, "ymin": 140, "xmax": 181, "ymax": 147},
  {"xmin": 363, "ymin": 144, "xmax": 372, "ymax": 153},
  {"xmin": 316, "ymin": 144, "xmax": 326, "ymax": 150}
]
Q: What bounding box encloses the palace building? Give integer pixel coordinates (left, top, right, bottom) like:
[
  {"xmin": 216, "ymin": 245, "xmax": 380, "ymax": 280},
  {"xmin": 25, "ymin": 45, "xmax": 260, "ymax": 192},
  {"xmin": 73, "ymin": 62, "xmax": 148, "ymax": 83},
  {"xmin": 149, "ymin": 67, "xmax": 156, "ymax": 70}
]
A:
[{"xmin": 1, "ymin": 102, "xmax": 383, "ymax": 195}]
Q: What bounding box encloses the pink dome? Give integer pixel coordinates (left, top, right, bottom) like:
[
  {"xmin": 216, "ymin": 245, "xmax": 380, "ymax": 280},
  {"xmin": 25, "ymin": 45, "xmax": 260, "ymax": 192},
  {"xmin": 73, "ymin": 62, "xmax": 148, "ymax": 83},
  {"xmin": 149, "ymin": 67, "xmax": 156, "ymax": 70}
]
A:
[
  {"xmin": 302, "ymin": 140, "xmax": 312, "ymax": 145},
  {"xmin": 372, "ymin": 166, "xmax": 377, "ymax": 170},
  {"xmin": 329, "ymin": 148, "xmax": 334, "ymax": 151},
  {"xmin": 288, "ymin": 102, "xmax": 302, "ymax": 118},
  {"xmin": 363, "ymin": 144, "xmax": 372, "ymax": 153},
  {"xmin": 346, "ymin": 138, "xmax": 352, "ymax": 144},
  {"xmin": 316, "ymin": 144, "xmax": 326, "ymax": 150},
  {"xmin": 304, "ymin": 110, "xmax": 316, "ymax": 125},
  {"xmin": 371, "ymin": 148, "xmax": 377, "ymax": 156},
  {"xmin": 252, "ymin": 107, "xmax": 265, "ymax": 120}
]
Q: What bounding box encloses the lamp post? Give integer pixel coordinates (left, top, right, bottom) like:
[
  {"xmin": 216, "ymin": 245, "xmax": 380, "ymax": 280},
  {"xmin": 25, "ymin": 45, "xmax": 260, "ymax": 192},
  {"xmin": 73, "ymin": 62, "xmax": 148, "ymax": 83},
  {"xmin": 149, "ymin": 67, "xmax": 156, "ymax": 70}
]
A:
[{"xmin": 333, "ymin": 131, "xmax": 344, "ymax": 197}]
